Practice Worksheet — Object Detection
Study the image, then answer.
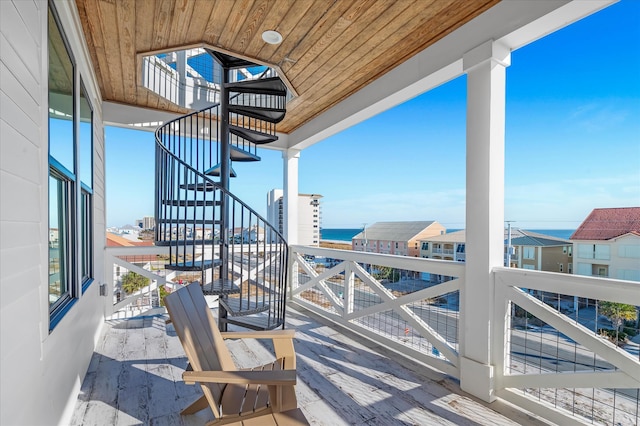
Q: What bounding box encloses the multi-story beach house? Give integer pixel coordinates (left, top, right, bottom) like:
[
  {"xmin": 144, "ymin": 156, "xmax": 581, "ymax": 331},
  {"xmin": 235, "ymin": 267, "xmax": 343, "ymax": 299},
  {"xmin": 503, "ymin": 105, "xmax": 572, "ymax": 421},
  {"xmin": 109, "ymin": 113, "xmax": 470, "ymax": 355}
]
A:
[
  {"xmin": 507, "ymin": 229, "xmax": 573, "ymax": 273},
  {"xmin": 419, "ymin": 228, "xmax": 572, "ymax": 279},
  {"xmin": 2, "ymin": 1, "xmax": 638, "ymax": 425},
  {"xmin": 267, "ymin": 189, "xmax": 322, "ymax": 246},
  {"xmin": 420, "ymin": 230, "xmax": 467, "ymax": 262},
  {"xmin": 353, "ymin": 221, "xmax": 445, "ymax": 257},
  {"xmin": 571, "ymin": 207, "xmax": 640, "ymax": 282}
]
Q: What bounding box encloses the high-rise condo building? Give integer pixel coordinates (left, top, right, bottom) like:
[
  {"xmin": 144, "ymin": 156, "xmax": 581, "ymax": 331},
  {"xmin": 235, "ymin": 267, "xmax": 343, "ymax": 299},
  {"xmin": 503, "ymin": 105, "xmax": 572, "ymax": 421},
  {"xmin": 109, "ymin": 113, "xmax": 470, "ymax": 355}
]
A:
[{"xmin": 267, "ymin": 189, "xmax": 322, "ymax": 246}]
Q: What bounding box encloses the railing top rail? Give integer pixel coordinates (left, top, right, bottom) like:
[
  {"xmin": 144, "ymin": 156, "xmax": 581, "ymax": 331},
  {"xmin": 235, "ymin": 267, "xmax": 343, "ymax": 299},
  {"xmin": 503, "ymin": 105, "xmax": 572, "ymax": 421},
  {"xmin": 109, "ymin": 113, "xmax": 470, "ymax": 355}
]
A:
[
  {"xmin": 494, "ymin": 266, "xmax": 640, "ymax": 305},
  {"xmin": 291, "ymin": 245, "xmax": 465, "ymax": 277},
  {"xmin": 106, "ymin": 245, "xmax": 171, "ymax": 256}
]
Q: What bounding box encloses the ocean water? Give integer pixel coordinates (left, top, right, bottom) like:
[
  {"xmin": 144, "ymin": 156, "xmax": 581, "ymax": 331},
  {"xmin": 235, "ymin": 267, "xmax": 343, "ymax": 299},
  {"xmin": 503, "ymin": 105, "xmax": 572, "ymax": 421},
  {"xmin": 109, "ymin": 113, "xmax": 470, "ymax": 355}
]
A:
[
  {"xmin": 320, "ymin": 228, "xmax": 362, "ymax": 242},
  {"xmin": 321, "ymin": 228, "xmax": 575, "ymax": 242},
  {"xmin": 530, "ymin": 229, "xmax": 575, "ymax": 240}
]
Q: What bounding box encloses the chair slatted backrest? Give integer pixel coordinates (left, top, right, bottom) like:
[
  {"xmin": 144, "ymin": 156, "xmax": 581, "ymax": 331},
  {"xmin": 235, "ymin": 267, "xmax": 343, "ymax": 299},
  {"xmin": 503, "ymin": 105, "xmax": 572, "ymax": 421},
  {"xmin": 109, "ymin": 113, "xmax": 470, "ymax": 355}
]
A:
[{"xmin": 164, "ymin": 283, "xmax": 236, "ymax": 418}]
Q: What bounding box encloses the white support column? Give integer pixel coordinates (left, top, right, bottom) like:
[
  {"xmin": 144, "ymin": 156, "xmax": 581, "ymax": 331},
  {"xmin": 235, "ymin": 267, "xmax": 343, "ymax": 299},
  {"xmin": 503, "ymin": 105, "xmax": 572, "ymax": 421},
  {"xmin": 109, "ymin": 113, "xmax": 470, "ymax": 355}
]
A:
[
  {"xmin": 283, "ymin": 149, "xmax": 300, "ymax": 244},
  {"xmin": 461, "ymin": 40, "xmax": 510, "ymax": 403},
  {"xmin": 176, "ymin": 50, "xmax": 187, "ymax": 107}
]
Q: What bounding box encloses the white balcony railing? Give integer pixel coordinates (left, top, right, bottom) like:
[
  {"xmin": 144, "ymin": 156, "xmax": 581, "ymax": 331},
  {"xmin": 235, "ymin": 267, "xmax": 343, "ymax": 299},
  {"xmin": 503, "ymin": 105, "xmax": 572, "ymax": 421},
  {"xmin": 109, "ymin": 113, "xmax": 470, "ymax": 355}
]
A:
[
  {"xmin": 106, "ymin": 245, "xmax": 175, "ymax": 319},
  {"xmin": 289, "ymin": 245, "xmax": 640, "ymax": 426},
  {"xmin": 104, "ymin": 245, "xmax": 639, "ymax": 424}
]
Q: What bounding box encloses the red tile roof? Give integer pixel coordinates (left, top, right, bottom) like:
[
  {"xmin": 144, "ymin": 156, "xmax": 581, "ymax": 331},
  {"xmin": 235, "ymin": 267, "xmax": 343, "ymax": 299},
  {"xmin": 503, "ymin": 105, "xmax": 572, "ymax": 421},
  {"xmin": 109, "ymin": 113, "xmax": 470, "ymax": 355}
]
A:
[
  {"xmin": 106, "ymin": 232, "xmax": 154, "ymax": 247},
  {"xmin": 570, "ymin": 207, "xmax": 640, "ymax": 241}
]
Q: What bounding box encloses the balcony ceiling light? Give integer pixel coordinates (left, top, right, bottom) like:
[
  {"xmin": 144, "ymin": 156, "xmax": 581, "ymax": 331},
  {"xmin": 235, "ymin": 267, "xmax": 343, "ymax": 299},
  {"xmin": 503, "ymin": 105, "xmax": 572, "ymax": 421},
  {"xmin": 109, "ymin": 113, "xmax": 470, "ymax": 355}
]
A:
[{"xmin": 262, "ymin": 30, "xmax": 283, "ymax": 45}]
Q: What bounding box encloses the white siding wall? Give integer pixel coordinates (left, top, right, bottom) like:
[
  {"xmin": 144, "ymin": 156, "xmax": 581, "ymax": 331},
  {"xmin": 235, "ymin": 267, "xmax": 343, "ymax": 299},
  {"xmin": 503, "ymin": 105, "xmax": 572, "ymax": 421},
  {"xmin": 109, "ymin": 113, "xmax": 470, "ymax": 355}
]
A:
[
  {"xmin": 0, "ymin": 1, "xmax": 106, "ymax": 424},
  {"xmin": 612, "ymin": 234, "xmax": 640, "ymax": 282}
]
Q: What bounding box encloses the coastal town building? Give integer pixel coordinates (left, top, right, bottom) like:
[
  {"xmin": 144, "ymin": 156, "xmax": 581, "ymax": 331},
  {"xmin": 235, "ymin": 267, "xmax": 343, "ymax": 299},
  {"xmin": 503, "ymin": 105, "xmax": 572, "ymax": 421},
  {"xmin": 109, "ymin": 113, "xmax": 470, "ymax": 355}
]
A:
[
  {"xmin": 417, "ymin": 229, "xmax": 575, "ymax": 311},
  {"xmin": 267, "ymin": 189, "xmax": 322, "ymax": 246},
  {"xmin": 507, "ymin": 229, "xmax": 572, "ymax": 273},
  {"xmin": 420, "ymin": 230, "xmax": 467, "ymax": 262},
  {"xmin": 420, "ymin": 228, "xmax": 572, "ymax": 273},
  {"xmin": 571, "ymin": 207, "xmax": 640, "ymax": 282},
  {"xmin": 354, "ymin": 221, "xmax": 445, "ymax": 257},
  {"xmin": 135, "ymin": 216, "xmax": 156, "ymax": 230}
]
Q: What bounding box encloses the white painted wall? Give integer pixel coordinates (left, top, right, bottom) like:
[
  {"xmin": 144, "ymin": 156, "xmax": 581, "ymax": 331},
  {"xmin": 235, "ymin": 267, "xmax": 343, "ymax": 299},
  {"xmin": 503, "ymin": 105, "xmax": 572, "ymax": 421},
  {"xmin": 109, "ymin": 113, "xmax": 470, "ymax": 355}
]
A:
[
  {"xmin": 573, "ymin": 234, "xmax": 640, "ymax": 282},
  {"xmin": 0, "ymin": 1, "xmax": 106, "ymax": 424}
]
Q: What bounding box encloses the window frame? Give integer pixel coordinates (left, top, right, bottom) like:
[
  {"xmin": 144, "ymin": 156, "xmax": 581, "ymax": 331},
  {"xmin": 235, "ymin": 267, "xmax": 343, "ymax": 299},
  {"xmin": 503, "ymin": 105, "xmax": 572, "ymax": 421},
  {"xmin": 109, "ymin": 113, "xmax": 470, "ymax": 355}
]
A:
[
  {"xmin": 523, "ymin": 246, "xmax": 535, "ymax": 260},
  {"xmin": 48, "ymin": 2, "xmax": 95, "ymax": 330},
  {"xmin": 48, "ymin": 162, "xmax": 77, "ymax": 328},
  {"xmin": 79, "ymin": 80, "xmax": 94, "ymax": 292}
]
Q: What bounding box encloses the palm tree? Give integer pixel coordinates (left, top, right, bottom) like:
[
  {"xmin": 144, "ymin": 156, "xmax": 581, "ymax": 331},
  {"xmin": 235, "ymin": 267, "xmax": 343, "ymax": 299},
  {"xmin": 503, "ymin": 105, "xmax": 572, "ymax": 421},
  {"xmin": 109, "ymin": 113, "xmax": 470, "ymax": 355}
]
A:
[
  {"xmin": 599, "ymin": 301, "xmax": 637, "ymax": 343},
  {"xmin": 121, "ymin": 271, "xmax": 150, "ymax": 295}
]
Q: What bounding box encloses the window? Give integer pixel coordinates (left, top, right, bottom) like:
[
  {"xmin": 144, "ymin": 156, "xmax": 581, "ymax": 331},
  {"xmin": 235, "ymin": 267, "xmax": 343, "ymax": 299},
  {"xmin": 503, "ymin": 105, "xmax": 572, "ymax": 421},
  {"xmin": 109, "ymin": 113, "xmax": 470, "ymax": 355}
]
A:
[
  {"xmin": 48, "ymin": 4, "xmax": 94, "ymax": 328},
  {"xmin": 49, "ymin": 5, "xmax": 76, "ymax": 325},
  {"xmin": 577, "ymin": 244, "xmax": 610, "ymax": 260},
  {"xmin": 619, "ymin": 245, "xmax": 640, "ymax": 258},
  {"xmin": 576, "ymin": 263, "xmax": 591, "ymax": 276},
  {"xmin": 523, "ymin": 247, "xmax": 535, "ymax": 260},
  {"xmin": 594, "ymin": 244, "xmax": 610, "ymax": 260},
  {"xmin": 568, "ymin": 263, "xmax": 573, "ymax": 274},
  {"xmin": 617, "ymin": 269, "xmax": 640, "ymax": 281},
  {"xmin": 49, "ymin": 171, "xmax": 73, "ymax": 311},
  {"xmin": 80, "ymin": 82, "xmax": 94, "ymax": 290},
  {"xmin": 559, "ymin": 263, "xmax": 564, "ymax": 272},
  {"xmin": 577, "ymin": 244, "xmax": 593, "ymax": 259},
  {"xmin": 456, "ymin": 244, "xmax": 465, "ymax": 253},
  {"xmin": 421, "ymin": 242, "xmax": 429, "ymax": 250}
]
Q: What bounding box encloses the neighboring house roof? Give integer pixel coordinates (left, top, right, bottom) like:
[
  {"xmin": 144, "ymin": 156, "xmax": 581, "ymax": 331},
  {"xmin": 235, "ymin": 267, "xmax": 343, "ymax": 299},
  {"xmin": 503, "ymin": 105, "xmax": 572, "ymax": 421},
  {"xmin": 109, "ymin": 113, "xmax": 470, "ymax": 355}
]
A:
[
  {"xmin": 421, "ymin": 230, "xmax": 466, "ymax": 243},
  {"xmin": 353, "ymin": 221, "xmax": 440, "ymax": 242},
  {"xmin": 107, "ymin": 233, "xmax": 136, "ymax": 247},
  {"xmin": 106, "ymin": 232, "xmax": 154, "ymax": 247},
  {"xmin": 508, "ymin": 229, "xmax": 569, "ymax": 247},
  {"xmin": 571, "ymin": 207, "xmax": 640, "ymax": 241},
  {"xmin": 419, "ymin": 229, "xmax": 569, "ymax": 246}
]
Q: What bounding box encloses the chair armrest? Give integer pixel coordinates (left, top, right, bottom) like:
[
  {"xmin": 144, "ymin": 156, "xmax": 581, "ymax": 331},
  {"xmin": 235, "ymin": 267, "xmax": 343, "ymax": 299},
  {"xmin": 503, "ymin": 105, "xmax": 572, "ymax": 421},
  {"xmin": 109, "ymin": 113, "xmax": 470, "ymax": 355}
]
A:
[
  {"xmin": 221, "ymin": 330, "xmax": 297, "ymax": 369},
  {"xmin": 183, "ymin": 369, "xmax": 297, "ymax": 386},
  {"xmin": 221, "ymin": 329, "xmax": 295, "ymax": 340}
]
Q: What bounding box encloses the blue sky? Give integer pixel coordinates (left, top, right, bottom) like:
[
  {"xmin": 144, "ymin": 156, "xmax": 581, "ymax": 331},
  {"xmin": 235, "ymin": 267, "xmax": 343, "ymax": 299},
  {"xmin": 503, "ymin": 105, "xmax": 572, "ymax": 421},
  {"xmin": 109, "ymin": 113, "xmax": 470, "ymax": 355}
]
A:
[{"xmin": 106, "ymin": 0, "xmax": 639, "ymax": 230}]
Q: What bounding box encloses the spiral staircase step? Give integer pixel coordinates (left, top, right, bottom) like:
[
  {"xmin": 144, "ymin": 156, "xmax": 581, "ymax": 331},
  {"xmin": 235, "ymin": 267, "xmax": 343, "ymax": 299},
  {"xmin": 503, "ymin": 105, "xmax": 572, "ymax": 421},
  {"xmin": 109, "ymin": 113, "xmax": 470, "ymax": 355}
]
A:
[
  {"xmin": 225, "ymin": 77, "xmax": 287, "ymax": 96},
  {"xmin": 230, "ymin": 145, "xmax": 260, "ymax": 162},
  {"xmin": 229, "ymin": 105, "xmax": 286, "ymax": 124},
  {"xmin": 229, "ymin": 125, "xmax": 278, "ymax": 145},
  {"xmin": 165, "ymin": 259, "xmax": 222, "ymax": 271},
  {"xmin": 201, "ymin": 279, "xmax": 240, "ymax": 295},
  {"xmin": 205, "ymin": 163, "xmax": 237, "ymax": 177},
  {"xmin": 220, "ymin": 297, "xmax": 271, "ymax": 316}
]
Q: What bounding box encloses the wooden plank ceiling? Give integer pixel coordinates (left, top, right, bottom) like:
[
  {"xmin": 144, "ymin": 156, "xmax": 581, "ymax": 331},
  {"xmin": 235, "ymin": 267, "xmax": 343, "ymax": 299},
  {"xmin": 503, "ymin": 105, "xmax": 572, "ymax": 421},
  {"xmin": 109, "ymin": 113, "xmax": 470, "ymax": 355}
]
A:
[{"xmin": 75, "ymin": 0, "xmax": 499, "ymax": 134}]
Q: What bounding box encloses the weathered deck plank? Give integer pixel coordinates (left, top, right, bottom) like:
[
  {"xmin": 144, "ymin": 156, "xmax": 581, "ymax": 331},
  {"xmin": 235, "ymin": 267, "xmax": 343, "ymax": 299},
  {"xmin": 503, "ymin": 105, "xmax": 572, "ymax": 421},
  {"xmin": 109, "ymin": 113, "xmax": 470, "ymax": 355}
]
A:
[{"xmin": 71, "ymin": 308, "xmax": 548, "ymax": 426}]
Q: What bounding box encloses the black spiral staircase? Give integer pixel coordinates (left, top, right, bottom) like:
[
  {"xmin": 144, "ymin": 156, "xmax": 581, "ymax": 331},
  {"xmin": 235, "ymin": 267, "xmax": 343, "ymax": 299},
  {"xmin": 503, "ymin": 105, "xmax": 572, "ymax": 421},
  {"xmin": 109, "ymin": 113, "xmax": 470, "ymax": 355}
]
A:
[{"xmin": 154, "ymin": 52, "xmax": 288, "ymax": 330}]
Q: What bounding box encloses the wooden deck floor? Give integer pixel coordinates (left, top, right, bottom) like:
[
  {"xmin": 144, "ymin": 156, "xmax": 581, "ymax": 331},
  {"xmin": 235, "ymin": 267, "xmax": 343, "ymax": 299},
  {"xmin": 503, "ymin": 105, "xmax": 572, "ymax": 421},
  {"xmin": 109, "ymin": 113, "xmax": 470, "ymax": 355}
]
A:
[{"xmin": 71, "ymin": 306, "xmax": 550, "ymax": 426}]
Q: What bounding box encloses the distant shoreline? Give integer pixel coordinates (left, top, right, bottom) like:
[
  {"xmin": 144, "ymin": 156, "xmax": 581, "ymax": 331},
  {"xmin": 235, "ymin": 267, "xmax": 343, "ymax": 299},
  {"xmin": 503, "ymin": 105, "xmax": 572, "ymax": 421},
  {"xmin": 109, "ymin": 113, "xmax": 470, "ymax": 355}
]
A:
[{"xmin": 319, "ymin": 240, "xmax": 352, "ymax": 250}]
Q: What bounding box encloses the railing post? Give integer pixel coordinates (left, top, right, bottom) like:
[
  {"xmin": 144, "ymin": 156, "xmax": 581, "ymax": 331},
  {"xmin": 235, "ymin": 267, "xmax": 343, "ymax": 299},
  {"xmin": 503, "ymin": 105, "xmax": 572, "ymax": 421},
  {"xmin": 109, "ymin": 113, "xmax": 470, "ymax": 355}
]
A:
[
  {"xmin": 282, "ymin": 149, "xmax": 300, "ymax": 245},
  {"xmin": 344, "ymin": 262, "xmax": 355, "ymax": 316},
  {"xmin": 461, "ymin": 39, "xmax": 510, "ymax": 403},
  {"xmin": 218, "ymin": 66, "xmax": 230, "ymax": 331}
]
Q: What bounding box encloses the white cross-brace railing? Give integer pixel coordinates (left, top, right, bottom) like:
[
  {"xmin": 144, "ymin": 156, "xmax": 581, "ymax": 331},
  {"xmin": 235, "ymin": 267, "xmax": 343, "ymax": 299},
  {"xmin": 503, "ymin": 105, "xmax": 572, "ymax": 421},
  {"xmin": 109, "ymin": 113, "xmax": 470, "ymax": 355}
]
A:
[
  {"xmin": 289, "ymin": 245, "xmax": 464, "ymax": 378},
  {"xmin": 289, "ymin": 245, "xmax": 640, "ymax": 425}
]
